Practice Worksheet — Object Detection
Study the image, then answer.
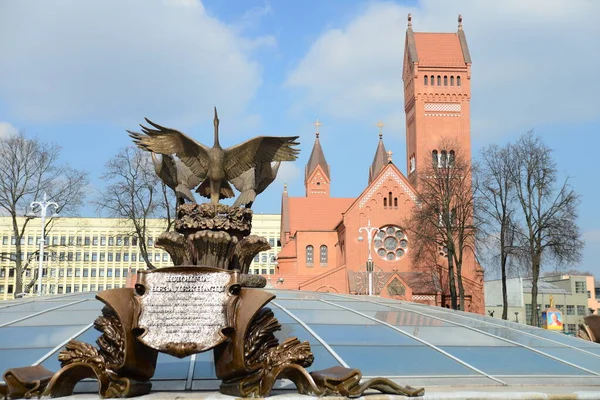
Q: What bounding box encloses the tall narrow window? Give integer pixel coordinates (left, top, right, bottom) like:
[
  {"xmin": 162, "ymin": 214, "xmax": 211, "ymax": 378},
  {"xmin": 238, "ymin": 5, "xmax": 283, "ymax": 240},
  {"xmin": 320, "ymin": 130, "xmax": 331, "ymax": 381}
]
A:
[
  {"xmin": 444, "ymin": 76, "xmax": 448, "ymax": 86},
  {"xmin": 424, "ymin": 75, "xmax": 428, "ymax": 85},
  {"xmin": 441, "ymin": 150, "xmax": 447, "ymax": 167},
  {"xmin": 383, "ymin": 198, "xmax": 387, "ymax": 209},
  {"xmin": 457, "ymin": 76, "xmax": 461, "ymax": 86},
  {"xmin": 306, "ymin": 245, "xmax": 314, "ymax": 266},
  {"xmin": 430, "ymin": 75, "xmax": 434, "ymax": 85},
  {"xmin": 437, "ymin": 76, "xmax": 441, "ymax": 86},
  {"xmin": 449, "ymin": 150, "xmax": 455, "ymax": 167},
  {"xmin": 394, "ymin": 197, "xmax": 398, "ymax": 209},
  {"xmin": 450, "ymin": 76, "xmax": 454, "ymax": 86},
  {"xmin": 432, "ymin": 150, "xmax": 438, "ymax": 167},
  {"xmin": 320, "ymin": 245, "xmax": 328, "ymax": 266}
]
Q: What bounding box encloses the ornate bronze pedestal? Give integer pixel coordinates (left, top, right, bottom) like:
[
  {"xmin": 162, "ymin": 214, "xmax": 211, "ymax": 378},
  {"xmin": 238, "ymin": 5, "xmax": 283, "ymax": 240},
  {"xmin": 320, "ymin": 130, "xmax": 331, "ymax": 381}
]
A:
[{"xmin": 1, "ymin": 112, "xmax": 424, "ymax": 398}]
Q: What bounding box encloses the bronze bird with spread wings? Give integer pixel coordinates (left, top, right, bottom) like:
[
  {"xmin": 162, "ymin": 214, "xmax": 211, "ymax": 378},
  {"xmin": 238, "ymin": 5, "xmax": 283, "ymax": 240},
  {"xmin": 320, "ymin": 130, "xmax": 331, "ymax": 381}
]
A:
[
  {"xmin": 128, "ymin": 108, "xmax": 300, "ymax": 205},
  {"xmin": 151, "ymin": 153, "xmax": 201, "ymax": 206},
  {"xmin": 230, "ymin": 161, "xmax": 281, "ymax": 208}
]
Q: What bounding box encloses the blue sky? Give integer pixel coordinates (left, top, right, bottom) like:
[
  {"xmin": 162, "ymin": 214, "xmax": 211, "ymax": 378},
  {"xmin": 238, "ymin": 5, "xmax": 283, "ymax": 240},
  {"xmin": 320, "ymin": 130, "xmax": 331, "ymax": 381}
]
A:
[{"xmin": 0, "ymin": 0, "xmax": 599, "ymax": 276}]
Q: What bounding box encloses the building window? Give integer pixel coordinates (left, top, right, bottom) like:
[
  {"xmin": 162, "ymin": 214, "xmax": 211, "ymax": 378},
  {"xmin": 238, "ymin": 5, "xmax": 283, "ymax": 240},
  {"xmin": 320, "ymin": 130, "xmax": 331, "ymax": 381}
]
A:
[
  {"xmin": 374, "ymin": 225, "xmax": 409, "ymax": 261},
  {"xmin": 115, "ymin": 269, "xmax": 121, "ymax": 278},
  {"xmin": 83, "ymin": 269, "xmax": 89, "ymax": 277},
  {"xmin": 437, "ymin": 75, "xmax": 441, "ymax": 86},
  {"xmin": 320, "ymin": 245, "xmax": 328, "ymax": 266},
  {"xmin": 394, "ymin": 197, "xmax": 398, "ymax": 209},
  {"xmin": 75, "ymin": 252, "xmax": 82, "ymax": 261},
  {"xmin": 75, "ymin": 268, "xmax": 81, "ymax": 277},
  {"xmin": 148, "ymin": 237, "xmax": 154, "ymax": 246},
  {"xmin": 449, "ymin": 150, "xmax": 455, "ymax": 167},
  {"xmin": 84, "ymin": 252, "xmax": 90, "ymax": 262},
  {"xmin": 269, "ymin": 238, "xmax": 275, "ymax": 247},
  {"xmin": 99, "ymin": 269, "xmax": 105, "ymax": 277},
  {"xmin": 92, "ymin": 252, "xmax": 97, "ymax": 261},
  {"xmin": 577, "ymin": 305, "xmax": 586, "ymax": 315},
  {"xmin": 444, "ymin": 76, "xmax": 448, "ymax": 86},
  {"xmin": 432, "ymin": 150, "xmax": 438, "ymax": 167},
  {"xmin": 575, "ymin": 281, "xmax": 586, "ymax": 294},
  {"xmin": 117, "ymin": 236, "xmax": 123, "ymax": 246},
  {"xmin": 67, "ymin": 268, "xmax": 73, "ymax": 277},
  {"xmin": 84, "ymin": 236, "xmax": 90, "ymax": 246},
  {"xmin": 108, "ymin": 237, "xmax": 114, "ymax": 246},
  {"xmin": 100, "ymin": 236, "xmax": 106, "ymax": 246},
  {"xmin": 566, "ymin": 305, "xmax": 575, "ymax": 315},
  {"xmin": 116, "ymin": 253, "xmax": 121, "ymax": 262},
  {"xmin": 107, "ymin": 268, "xmax": 113, "ymax": 278},
  {"xmin": 424, "ymin": 75, "xmax": 428, "ymax": 85},
  {"xmin": 162, "ymin": 253, "xmax": 169, "ymax": 262},
  {"xmin": 124, "ymin": 237, "xmax": 129, "ymax": 246},
  {"xmin": 90, "ymin": 284, "xmax": 96, "ymax": 292},
  {"xmin": 123, "ymin": 269, "xmax": 128, "ymax": 277},
  {"xmin": 154, "ymin": 253, "xmax": 160, "ymax": 262},
  {"xmin": 567, "ymin": 324, "xmax": 576, "ymax": 333},
  {"xmin": 91, "ymin": 268, "xmax": 97, "ymax": 277},
  {"xmin": 457, "ymin": 76, "xmax": 461, "ymax": 86},
  {"xmin": 409, "ymin": 155, "xmax": 416, "ymax": 173},
  {"xmin": 306, "ymin": 245, "xmax": 314, "ymax": 266},
  {"xmin": 132, "ymin": 237, "xmax": 138, "ymax": 246},
  {"xmin": 450, "ymin": 76, "xmax": 454, "ymax": 86},
  {"xmin": 107, "ymin": 253, "xmax": 113, "ymax": 262},
  {"xmin": 383, "ymin": 198, "xmax": 387, "ymax": 209},
  {"xmin": 253, "ymin": 255, "xmax": 259, "ymax": 262},
  {"xmin": 2, "ymin": 236, "xmax": 7, "ymax": 245},
  {"xmin": 131, "ymin": 253, "xmax": 137, "ymax": 262},
  {"xmin": 28, "ymin": 236, "xmax": 34, "ymax": 245},
  {"xmin": 261, "ymin": 254, "xmax": 267, "ymax": 263},
  {"xmin": 588, "ymin": 290, "xmax": 591, "ymax": 299},
  {"xmin": 82, "ymin": 284, "xmax": 88, "ymax": 292},
  {"xmin": 123, "ymin": 253, "xmax": 129, "ymax": 262}
]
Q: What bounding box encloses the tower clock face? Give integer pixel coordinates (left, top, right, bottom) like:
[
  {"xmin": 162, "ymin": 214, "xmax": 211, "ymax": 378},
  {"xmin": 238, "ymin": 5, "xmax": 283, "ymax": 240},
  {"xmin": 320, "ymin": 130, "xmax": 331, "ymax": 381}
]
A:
[{"xmin": 353, "ymin": 265, "xmax": 386, "ymax": 295}]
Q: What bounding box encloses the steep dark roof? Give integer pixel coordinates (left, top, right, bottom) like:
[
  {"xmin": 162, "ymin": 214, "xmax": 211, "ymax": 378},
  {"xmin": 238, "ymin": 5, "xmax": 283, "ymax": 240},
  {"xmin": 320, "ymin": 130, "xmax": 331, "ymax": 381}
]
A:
[
  {"xmin": 369, "ymin": 137, "xmax": 388, "ymax": 184},
  {"xmin": 305, "ymin": 136, "xmax": 330, "ymax": 181}
]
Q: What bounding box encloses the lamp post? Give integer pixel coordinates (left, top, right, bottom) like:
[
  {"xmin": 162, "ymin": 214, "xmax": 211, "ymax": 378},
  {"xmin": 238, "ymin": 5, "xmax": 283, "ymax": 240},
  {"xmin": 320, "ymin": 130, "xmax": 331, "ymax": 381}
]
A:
[
  {"xmin": 29, "ymin": 193, "xmax": 59, "ymax": 296},
  {"xmin": 358, "ymin": 220, "xmax": 380, "ymax": 296}
]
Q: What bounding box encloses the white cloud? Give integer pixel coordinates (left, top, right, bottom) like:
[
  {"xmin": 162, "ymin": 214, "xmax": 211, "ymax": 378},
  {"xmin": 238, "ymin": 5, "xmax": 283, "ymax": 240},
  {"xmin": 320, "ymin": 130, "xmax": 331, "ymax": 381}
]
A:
[
  {"xmin": 0, "ymin": 122, "xmax": 17, "ymax": 138},
  {"xmin": 274, "ymin": 161, "xmax": 302, "ymax": 186},
  {"xmin": 0, "ymin": 0, "xmax": 268, "ymax": 129},
  {"xmin": 286, "ymin": 0, "xmax": 600, "ymax": 137}
]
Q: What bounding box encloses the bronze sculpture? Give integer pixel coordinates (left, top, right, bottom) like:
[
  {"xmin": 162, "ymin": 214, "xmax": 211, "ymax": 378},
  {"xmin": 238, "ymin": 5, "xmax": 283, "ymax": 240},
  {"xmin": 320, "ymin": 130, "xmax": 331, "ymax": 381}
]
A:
[
  {"xmin": 231, "ymin": 161, "xmax": 281, "ymax": 208},
  {"xmin": 129, "ymin": 108, "xmax": 299, "ymax": 205},
  {"xmin": 151, "ymin": 153, "xmax": 200, "ymax": 205},
  {"xmin": 1, "ymin": 109, "xmax": 424, "ymax": 399}
]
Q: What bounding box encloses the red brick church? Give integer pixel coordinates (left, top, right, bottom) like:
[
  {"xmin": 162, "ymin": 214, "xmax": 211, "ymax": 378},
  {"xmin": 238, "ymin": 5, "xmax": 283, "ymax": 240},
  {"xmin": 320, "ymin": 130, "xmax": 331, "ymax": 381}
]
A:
[{"xmin": 274, "ymin": 16, "xmax": 484, "ymax": 313}]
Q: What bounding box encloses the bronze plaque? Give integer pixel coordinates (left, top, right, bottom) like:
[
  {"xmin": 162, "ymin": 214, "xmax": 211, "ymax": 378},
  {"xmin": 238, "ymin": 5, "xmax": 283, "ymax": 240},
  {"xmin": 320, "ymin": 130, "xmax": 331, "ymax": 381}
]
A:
[{"xmin": 135, "ymin": 267, "xmax": 239, "ymax": 358}]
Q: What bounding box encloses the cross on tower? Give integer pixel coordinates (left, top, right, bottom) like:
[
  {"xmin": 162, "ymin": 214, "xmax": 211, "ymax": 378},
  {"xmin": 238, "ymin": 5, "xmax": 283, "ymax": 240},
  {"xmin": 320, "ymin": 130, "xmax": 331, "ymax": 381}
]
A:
[
  {"xmin": 376, "ymin": 121, "xmax": 384, "ymax": 139},
  {"xmin": 313, "ymin": 119, "xmax": 323, "ymax": 138},
  {"xmin": 387, "ymin": 150, "xmax": 393, "ymax": 163}
]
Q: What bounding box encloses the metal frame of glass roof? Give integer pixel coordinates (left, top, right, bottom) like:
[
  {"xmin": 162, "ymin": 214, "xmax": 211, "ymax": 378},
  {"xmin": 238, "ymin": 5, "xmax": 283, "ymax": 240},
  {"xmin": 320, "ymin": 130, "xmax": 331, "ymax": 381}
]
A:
[{"xmin": 1, "ymin": 289, "xmax": 600, "ymax": 393}]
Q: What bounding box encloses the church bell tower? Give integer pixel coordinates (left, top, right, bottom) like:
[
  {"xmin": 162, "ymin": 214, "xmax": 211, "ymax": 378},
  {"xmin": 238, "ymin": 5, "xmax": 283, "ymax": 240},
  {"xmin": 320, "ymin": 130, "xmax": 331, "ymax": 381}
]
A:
[{"xmin": 403, "ymin": 14, "xmax": 472, "ymax": 188}]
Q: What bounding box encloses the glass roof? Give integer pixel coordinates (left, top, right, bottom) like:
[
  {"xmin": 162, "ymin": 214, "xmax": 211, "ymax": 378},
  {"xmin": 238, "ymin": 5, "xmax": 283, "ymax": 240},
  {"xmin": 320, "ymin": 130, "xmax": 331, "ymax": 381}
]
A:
[{"xmin": 1, "ymin": 289, "xmax": 600, "ymax": 392}]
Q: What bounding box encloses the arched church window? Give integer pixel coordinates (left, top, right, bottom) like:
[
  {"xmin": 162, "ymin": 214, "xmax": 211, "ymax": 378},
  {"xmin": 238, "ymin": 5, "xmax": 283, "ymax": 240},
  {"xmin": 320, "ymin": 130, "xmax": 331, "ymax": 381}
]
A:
[
  {"xmin": 457, "ymin": 76, "xmax": 461, "ymax": 86},
  {"xmin": 432, "ymin": 150, "xmax": 438, "ymax": 167},
  {"xmin": 444, "ymin": 76, "xmax": 448, "ymax": 86},
  {"xmin": 450, "ymin": 76, "xmax": 454, "ymax": 86},
  {"xmin": 441, "ymin": 150, "xmax": 447, "ymax": 167},
  {"xmin": 373, "ymin": 226, "xmax": 409, "ymax": 261},
  {"xmin": 449, "ymin": 150, "xmax": 455, "ymax": 167},
  {"xmin": 394, "ymin": 197, "xmax": 398, "ymax": 209},
  {"xmin": 437, "ymin": 76, "xmax": 441, "ymax": 86},
  {"xmin": 383, "ymin": 198, "xmax": 387, "ymax": 209},
  {"xmin": 388, "ymin": 192, "xmax": 393, "ymax": 208},
  {"xmin": 320, "ymin": 245, "xmax": 328, "ymax": 265},
  {"xmin": 430, "ymin": 75, "xmax": 434, "ymax": 85},
  {"xmin": 424, "ymin": 75, "xmax": 428, "ymax": 85},
  {"xmin": 410, "ymin": 155, "xmax": 416, "ymax": 173},
  {"xmin": 306, "ymin": 245, "xmax": 314, "ymax": 266}
]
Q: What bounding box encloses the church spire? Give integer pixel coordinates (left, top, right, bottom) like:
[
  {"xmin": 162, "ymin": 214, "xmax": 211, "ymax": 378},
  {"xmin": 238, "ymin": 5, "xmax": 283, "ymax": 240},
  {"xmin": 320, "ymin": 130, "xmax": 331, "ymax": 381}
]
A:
[
  {"xmin": 305, "ymin": 119, "xmax": 330, "ymax": 181},
  {"xmin": 369, "ymin": 121, "xmax": 388, "ymax": 184},
  {"xmin": 305, "ymin": 119, "xmax": 331, "ymax": 197}
]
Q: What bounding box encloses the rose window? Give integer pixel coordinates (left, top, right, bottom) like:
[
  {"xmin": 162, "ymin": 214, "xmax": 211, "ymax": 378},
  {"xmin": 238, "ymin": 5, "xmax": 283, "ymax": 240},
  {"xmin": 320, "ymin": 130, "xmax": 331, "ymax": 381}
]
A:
[{"xmin": 373, "ymin": 225, "xmax": 408, "ymax": 261}]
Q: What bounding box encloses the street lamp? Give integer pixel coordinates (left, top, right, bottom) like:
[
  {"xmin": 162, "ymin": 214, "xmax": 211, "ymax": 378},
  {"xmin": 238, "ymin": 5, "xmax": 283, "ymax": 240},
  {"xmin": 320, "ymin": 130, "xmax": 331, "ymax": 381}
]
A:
[
  {"xmin": 29, "ymin": 193, "xmax": 59, "ymax": 296},
  {"xmin": 358, "ymin": 219, "xmax": 380, "ymax": 296}
]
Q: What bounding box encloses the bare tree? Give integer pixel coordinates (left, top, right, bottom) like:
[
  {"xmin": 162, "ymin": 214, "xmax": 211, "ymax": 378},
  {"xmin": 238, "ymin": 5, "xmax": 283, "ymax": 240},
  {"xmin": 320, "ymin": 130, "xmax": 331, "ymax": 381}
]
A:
[
  {"xmin": 475, "ymin": 143, "xmax": 520, "ymax": 320},
  {"xmin": 95, "ymin": 146, "xmax": 174, "ymax": 270},
  {"xmin": 509, "ymin": 131, "xmax": 583, "ymax": 326},
  {"xmin": 0, "ymin": 132, "xmax": 89, "ymax": 297},
  {"xmin": 407, "ymin": 139, "xmax": 476, "ymax": 310}
]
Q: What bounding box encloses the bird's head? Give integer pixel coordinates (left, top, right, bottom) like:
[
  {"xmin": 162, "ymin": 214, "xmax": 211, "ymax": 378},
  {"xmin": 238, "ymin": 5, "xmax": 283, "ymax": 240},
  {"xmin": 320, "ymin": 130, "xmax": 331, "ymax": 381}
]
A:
[{"xmin": 213, "ymin": 107, "xmax": 220, "ymax": 146}]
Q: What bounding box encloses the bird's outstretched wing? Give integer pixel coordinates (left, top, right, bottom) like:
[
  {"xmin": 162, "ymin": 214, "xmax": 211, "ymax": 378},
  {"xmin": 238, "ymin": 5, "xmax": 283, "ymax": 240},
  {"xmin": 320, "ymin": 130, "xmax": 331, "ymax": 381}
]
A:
[
  {"xmin": 224, "ymin": 136, "xmax": 300, "ymax": 180},
  {"xmin": 128, "ymin": 118, "xmax": 210, "ymax": 179}
]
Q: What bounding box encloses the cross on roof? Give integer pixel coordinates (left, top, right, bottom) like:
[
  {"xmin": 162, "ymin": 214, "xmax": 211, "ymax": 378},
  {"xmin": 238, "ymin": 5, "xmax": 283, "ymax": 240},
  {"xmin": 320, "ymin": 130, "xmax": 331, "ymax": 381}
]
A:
[
  {"xmin": 387, "ymin": 150, "xmax": 393, "ymax": 163},
  {"xmin": 313, "ymin": 119, "xmax": 323, "ymax": 138},
  {"xmin": 376, "ymin": 120, "xmax": 384, "ymax": 139}
]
